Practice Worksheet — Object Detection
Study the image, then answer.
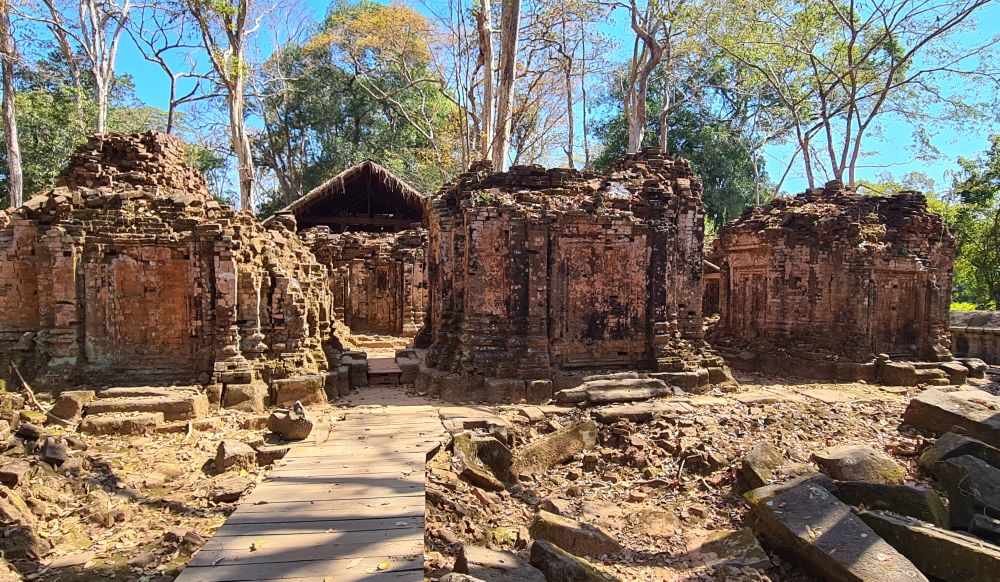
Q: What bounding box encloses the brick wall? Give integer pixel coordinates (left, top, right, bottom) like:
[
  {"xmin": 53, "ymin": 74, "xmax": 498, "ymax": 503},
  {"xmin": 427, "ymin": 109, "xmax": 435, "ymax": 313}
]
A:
[
  {"xmin": 713, "ymin": 182, "xmax": 954, "ymax": 364},
  {"xmin": 422, "ymin": 148, "xmax": 729, "ymax": 398},
  {"xmin": 0, "ymin": 132, "xmax": 334, "ymax": 388}
]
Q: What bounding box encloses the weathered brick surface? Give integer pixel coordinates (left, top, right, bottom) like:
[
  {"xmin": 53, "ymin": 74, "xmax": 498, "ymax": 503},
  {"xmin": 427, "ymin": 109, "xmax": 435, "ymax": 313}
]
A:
[
  {"xmin": 301, "ymin": 228, "xmax": 427, "ymax": 338},
  {"xmin": 714, "ymin": 182, "xmax": 954, "ymax": 367},
  {"xmin": 0, "ymin": 132, "xmax": 334, "ymax": 389},
  {"xmin": 423, "ymin": 148, "xmax": 727, "ymax": 399}
]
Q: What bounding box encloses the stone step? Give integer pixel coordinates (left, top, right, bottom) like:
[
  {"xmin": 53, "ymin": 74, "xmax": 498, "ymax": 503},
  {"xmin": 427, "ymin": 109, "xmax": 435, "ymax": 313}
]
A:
[
  {"xmin": 96, "ymin": 386, "xmax": 199, "ymax": 399},
  {"xmin": 85, "ymin": 394, "xmax": 209, "ymax": 421}
]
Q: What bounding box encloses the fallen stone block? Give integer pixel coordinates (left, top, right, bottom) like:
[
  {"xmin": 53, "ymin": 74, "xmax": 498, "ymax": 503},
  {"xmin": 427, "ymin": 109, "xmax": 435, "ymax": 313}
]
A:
[
  {"xmin": 918, "ymin": 432, "xmax": 1000, "ymax": 472},
  {"xmin": 902, "ymin": 389, "xmax": 1000, "ymax": 447},
  {"xmin": 453, "ymin": 432, "xmax": 507, "ymax": 490},
  {"xmin": 454, "ymin": 544, "xmax": 546, "ymax": 582},
  {"xmin": 210, "ymin": 477, "xmax": 252, "ymax": 503},
  {"xmin": 78, "ymin": 413, "xmax": 162, "ymax": 435},
  {"xmin": 529, "ymin": 539, "xmax": 618, "ymax": 581},
  {"xmin": 939, "ymin": 361, "xmax": 969, "ymax": 385},
  {"xmin": 529, "ymin": 510, "xmax": 622, "ymax": 558},
  {"xmin": 439, "ymin": 574, "xmax": 488, "ymax": 582},
  {"xmin": 971, "ymin": 515, "xmax": 1000, "ymax": 544},
  {"xmin": 271, "ymin": 375, "xmax": 326, "ymax": 406},
  {"xmin": 527, "ymin": 380, "xmax": 553, "ymax": 404},
  {"xmin": 267, "ymin": 409, "xmax": 313, "ymax": 441},
  {"xmin": 812, "ymin": 445, "xmax": 907, "ymax": 484},
  {"xmin": 931, "ymin": 454, "xmax": 1000, "ymax": 528},
  {"xmin": 860, "ymin": 510, "xmax": 1000, "ymax": 582},
  {"xmin": 48, "ymin": 390, "xmax": 95, "ymax": 422},
  {"xmin": 693, "ymin": 528, "xmax": 771, "ymax": 569},
  {"xmin": 40, "ymin": 437, "xmax": 69, "ymax": 468},
  {"xmin": 831, "ymin": 481, "xmax": 948, "ymax": 526},
  {"xmin": 14, "ymin": 422, "xmax": 44, "ymax": 441},
  {"xmin": 216, "ymin": 440, "xmax": 256, "ymax": 472},
  {"xmin": 745, "ymin": 479, "xmax": 927, "ymax": 582},
  {"xmin": 512, "ymin": 420, "xmax": 598, "ymax": 477},
  {"xmin": 957, "ymin": 358, "xmax": 988, "ymax": 379},
  {"xmin": 255, "ymin": 445, "xmax": 290, "ymax": 466},
  {"xmin": 344, "ymin": 356, "xmax": 368, "ymax": 387},
  {"xmin": 221, "ymin": 382, "xmax": 269, "ymax": 412},
  {"xmin": 0, "ymin": 459, "xmax": 31, "ymax": 486},
  {"xmin": 85, "ymin": 394, "xmax": 208, "ymax": 421},
  {"xmin": 740, "ymin": 442, "xmax": 785, "ymax": 491}
]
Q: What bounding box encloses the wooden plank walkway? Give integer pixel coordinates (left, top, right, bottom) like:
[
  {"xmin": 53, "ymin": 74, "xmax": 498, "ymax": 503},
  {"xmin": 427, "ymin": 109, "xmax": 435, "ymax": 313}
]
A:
[{"xmin": 177, "ymin": 405, "xmax": 445, "ymax": 582}]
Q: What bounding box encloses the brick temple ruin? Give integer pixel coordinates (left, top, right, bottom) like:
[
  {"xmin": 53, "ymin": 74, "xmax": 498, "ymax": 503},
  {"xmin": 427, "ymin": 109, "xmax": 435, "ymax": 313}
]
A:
[
  {"xmin": 711, "ymin": 181, "xmax": 967, "ymax": 383},
  {"xmin": 265, "ymin": 161, "xmax": 428, "ymax": 345},
  {"xmin": 419, "ymin": 149, "xmax": 732, "ymax": 401},
  {"xmin": 0, "ymin": 133, "xmax": 334, "ymax": 400}
]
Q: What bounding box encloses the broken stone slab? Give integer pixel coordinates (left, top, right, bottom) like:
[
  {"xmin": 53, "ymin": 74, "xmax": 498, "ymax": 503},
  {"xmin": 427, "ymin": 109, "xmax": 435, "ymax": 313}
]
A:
[
  {"xmin": 40, "ymin": 437, "xmax": 69, "ymax": 468},
  {"xmin": 14, "ymin": 422, "xmax": 43, "ymax": 441},
  {"xmin": 0, "ymin": 459, "xmax": 31, "ymax": 486},
  {"xmin": 48, "ymin": 390, "xmax": 95, "ymax": 422},
  {"xmin": 526, "ymin": 380, "xmax": 553, "ymax": 404},
  {"xmin": 210, "ymin": 476, "xmax": 252, "ymax": 503},
  {"xmin": 454, "ymin": 544, "xmax": 546, "ymax": 582},
  {"xmin": 78, "ymin": 412, "xmax": 162, "ymax": 435},
  {"xmin": 831, "ymin": 481, "xmax": 948, "ymax": 527},
  {"xmin": 693, "ymin": 528, "xmax": 771, "ymax": 570},
  {"xmin": 860, "ymin": 510, "xmax": 1000, "ymax": 582},
  {"xmin": 85, "ymin": 394, "xmax": 208, "ymax": 421},
  {"xmin": 971, "ymin": 515, "xmax": 1000, "ymax": 544},
  {"xmin": 271, "ymin": 375, "xmax": 327, "ymax": 406},
  {"xmin": 529, "ymin": 539, "xmax": 618, "ymax": 582},
  {"xmin": 931, "ymin": 454, "xmax": 1000, "ymax": 528},
  {"xmin": 255, "ymin": 444, "xmax": 290, "ymax": 466},
  {"xmin": 439, "ymin": 574, "xmax": 488, "ymax": 582},
  {"xmin": 903, "ymin": 389, "xmax": 1000, "ymax": 447},
  {"xmin": 591, "ymin": 400, "xmax": 694, "ymax": 424},
  {"xmin": 939, "ymin": 361, "xmax": 970, "ymax": 385},
  {"xmin": 266, "ymin": 409, "xmax": 313, "ymax": 441},
  {"xmin": 216, "ymin": 440, "xmax": 256, "ymax": 472},
  {"xmin": 739, "ymin": 442, "xmax": 785, "ymax": 491},
  {"xmin": 452, "ymin": 432, "xmax": 507, "ymax": 490},
  {"xmin": 221, "ymin": 382, "xmax": 269, "ymax": 412},
  {"xmin": 518, "ymin": 406, "xmax": 546, "ymax": 423},
  {"xmin": 878, "ymin": 361, "xmax": 949, "ymax": 386},
  {"xmin": 96, "ymin": 387, "xmax": 189, "ymax": 399},
  {"xmin": 529, "ymin": 510, "xmax": 622, "ymax": 558},
  {"xmin": 511, "ymin": 420, "xmax": 598, "ymax": 477},
  {"xmin": 957, "ymin": 358, "xmax": 988, "ymax": 379},
  {"xmin": 812, "ymin": 445, "xmax": 907, "ymax": 484},
  {"xmin": 918, "ymin": 432, "xmax": 1000, "ymax": 472},
  {"xmin": 745, "ymin": 478, "xmax": 928, "ymax": 582}
]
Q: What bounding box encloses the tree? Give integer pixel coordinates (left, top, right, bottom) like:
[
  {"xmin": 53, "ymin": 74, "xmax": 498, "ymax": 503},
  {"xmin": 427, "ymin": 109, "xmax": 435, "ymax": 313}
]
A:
[
  {"xmin": 126, "ymin": 2, "xmax": 209, "ymax": 134},
  {"xmin": 30, "ymin": 0, "xmax": 133, "ymax": 134},
  {"xmin": 1, "ymin": 0, "xmax": 21, "ymax": 208},
  {"xmin": 491, "ymin": 0, "xmax": 521, "ymax": 168},
  {"xmin": 713, "ymin": 0, "xmax": 999, "ymax": 188},
  {"xmin": 474, "ymin": 0, "xmax": 494, "ymax": 162},
  {"xmin": 185, "ymin": 0, "xmax": 266, "ymax": 213},
  {"xmin": 950, "ymin": 136, "xmax": 1000, "ymax": 309},
  {"xmin": 592, "ymin": 67, "xmax": 767, "ymax": 223},
  {"xmin": 253, "ymin": 3, "xmax": 462, "ymax": 211}
]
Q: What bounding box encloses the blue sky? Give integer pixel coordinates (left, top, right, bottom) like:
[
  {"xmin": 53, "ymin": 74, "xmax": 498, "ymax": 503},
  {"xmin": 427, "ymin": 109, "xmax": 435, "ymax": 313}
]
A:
[{"xmin": 111, "ymin": 0, "xmax": 1000, "ymax": 196}]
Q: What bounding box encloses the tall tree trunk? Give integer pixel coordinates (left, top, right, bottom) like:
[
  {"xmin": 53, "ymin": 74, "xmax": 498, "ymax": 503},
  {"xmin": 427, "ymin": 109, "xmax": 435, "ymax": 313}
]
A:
[
  {"xmin": 0, "ymin": 2, "xmax": 22, "ymax": 208},
  {"xmin": 492, "ymin": 0, "xmax": 520, "ymax": 170},
  {"xmin": 564, "ymin": 63, "xmax": 574, "ymax": 168},
  {"xmin": 228, "ymin": 74, "xmax": 254, "ymax": 212},
  {"xmin": 475, "ymin": 0, "xmax": 494, "ymax": 163},
  {"xmin": 580, "ymin": 15, "xmax": 590, "ymax": 168},
  {"xmin": 94, "ymin": 77, "xmax": 108, "ymax": 133}
]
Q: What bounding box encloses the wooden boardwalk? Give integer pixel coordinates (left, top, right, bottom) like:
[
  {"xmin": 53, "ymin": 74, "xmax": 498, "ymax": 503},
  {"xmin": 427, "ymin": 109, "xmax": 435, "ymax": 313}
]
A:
[{"xmin": 177, "ymin": 405, "xmax": 445, "ymax": 582}]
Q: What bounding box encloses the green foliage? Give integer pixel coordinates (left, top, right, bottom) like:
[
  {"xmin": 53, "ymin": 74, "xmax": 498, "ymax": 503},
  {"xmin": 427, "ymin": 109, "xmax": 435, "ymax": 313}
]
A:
[
  {"xmin": 253, "ymin": 1, "xmax": 461, "ymax": 216},
  {"xmin": 947, "ymin": 136, "xmax": 1000, "ymax": 310},
  {"xmin": 591, "ymin": 70, "xmax": 767, "ymax": 225},
  {"xmin": 0, "ymin": 55, "xmax": 164, "ymax": 205},
  {"xmin": 950, "ymin": 301, "xmax": 979, "ymax": 311}
]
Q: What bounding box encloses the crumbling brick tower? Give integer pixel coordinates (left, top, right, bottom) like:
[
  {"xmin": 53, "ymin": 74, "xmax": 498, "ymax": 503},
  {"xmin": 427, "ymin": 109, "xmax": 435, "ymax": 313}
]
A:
[
  {"xmin": 422, "ymin": 148, "xmax": 730, "ymax": 401},
  {"xmin": 713, "ymin": 182, "xmax": 955, "ymax": 376},
  {"xmin": 0, "ymin": 132, "xmax": 334, "ymax": 390}
]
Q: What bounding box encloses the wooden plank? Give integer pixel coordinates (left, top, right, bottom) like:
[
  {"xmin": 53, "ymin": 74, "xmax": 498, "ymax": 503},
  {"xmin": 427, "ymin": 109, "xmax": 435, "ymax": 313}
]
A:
[
  {"xmin": 176, "ymin": 557, "xmax": 422, "ymax": 581},
  {"xmin": 243, "ymin": 482, "xmax": 424, "ymax": 504},
  {"xmin": 215, "ymin": 516, "xmax": 423, "ymax": 537},
  {"xmin": 225, "ymin": 499, "xmax": 424, "ymax": 523},
  {"xmin": 201, "ymin": 527, "xmax": 424, "ymax": 552},
  {"xmin": 186, "ymin": 537, "xmax": 422, "ymax": 567}
]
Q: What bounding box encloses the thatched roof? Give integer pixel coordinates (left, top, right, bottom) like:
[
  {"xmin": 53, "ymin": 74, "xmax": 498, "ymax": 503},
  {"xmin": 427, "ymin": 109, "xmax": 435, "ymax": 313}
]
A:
[{"xmin": 266, "ymin": 160, "xmax": 425, "ymax": 227}]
